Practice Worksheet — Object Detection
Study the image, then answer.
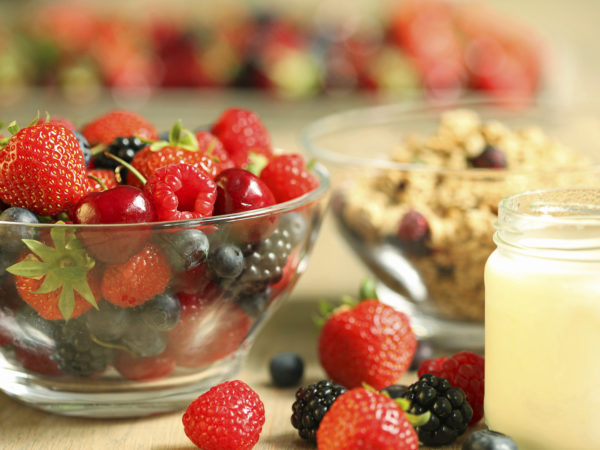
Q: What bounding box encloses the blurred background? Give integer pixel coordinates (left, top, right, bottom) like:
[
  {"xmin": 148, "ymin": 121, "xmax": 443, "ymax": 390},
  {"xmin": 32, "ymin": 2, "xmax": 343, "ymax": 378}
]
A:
[{"xmin": 0, "ymin": 0, "xmax": 597, "ymax": 299}]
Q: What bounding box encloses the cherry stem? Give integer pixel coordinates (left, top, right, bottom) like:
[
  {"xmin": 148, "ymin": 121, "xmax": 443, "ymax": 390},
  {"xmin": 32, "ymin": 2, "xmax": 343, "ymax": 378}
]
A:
[
  {"xmin": 103, "ymin": 152, "xmax": 147, "ymax": 186},
  {"xmin": 86, "ymin": 173, "xmax": 107, "ymax": 191}
]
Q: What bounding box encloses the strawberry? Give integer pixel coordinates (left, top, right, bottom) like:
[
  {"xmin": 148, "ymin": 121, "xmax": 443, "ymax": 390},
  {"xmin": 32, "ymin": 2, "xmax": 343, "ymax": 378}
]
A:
[
  {"xmin": 86, "ymin": 169, "xmax": 118, "ymax": 192},
  {"xmin": 128, "ymin": 121, "xmax": 218, "ymax": 189},
  {"xmin": 49, "ymin": 116, "xmax": 76, "ymax": 130},
  {"xmin": 182, "ymin": 380, "xmax": 265, "ymax": 450},
  {"xmin": 318, "ymin": 299, "xmax": 416, "ymax": 390},
  {"xmin": 101, "ymin": 242, "xmax": 171, "ymax": 308},
  {"xmin": 81, "ymin": 110, "xmax": 158, "ymax": 146},
  {"xmin": 194, "ymin": 130, "xmax": 235, "ymax": 174},
  {"xmin": 167, "ymin": 291, "xmax": 252, "ymax": 367},
  {"xmin": 316, "ymin": 387, "xmax": 421, "ymax": 450},
  {"xmin": 144, "ymin": 163, "xmax": 217, "ymax": 221},
  {"xmin": 7, "ymin": 226, "xmax": 101, "ymax": 320},
  {"xmin": 14, "ymin": 344, "xmax": 62, "ymax": 375},
  {"xmin": 259, "ymin": 153, "xmax": 319, "ymax": 202},
  {"xmin": 211, "ymin": 108, "xmax": 273, "ymax": 168},
  {"xmin": 0, "ymin": 121, "xmax": 89, "ymax": 216}
]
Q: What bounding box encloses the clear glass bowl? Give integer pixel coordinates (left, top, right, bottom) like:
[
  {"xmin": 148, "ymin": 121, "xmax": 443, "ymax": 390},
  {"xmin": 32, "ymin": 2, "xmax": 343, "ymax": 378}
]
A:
[
  {"xmin": 302, "ymin": 99, "xmax": 600, "ymax": 350},
  {"xmin": 0, "ymin": 164, "xmax": 329, "ymax": 418}
]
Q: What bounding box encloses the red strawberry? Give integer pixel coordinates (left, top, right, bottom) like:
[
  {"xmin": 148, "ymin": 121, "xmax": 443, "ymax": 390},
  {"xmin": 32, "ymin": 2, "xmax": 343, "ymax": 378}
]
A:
[
  {"xmin": 316, "ymin": 387, "xmax": 420, "ymax": 450},
  {"xmin": 259, "ymin": 153, "xmax": 319, "ymax": 202},
  {"xmin": 86, "ymin": 169, "xmax": 118, "ymax": 192},
  {"xmin": 182, "ymin": 380, "xmax": 265, "ymax": 450},
  {"xmin": 418, "ymin": 350, "xmax": 485, "ymax": 424},
  {"xmin": 128, "ymin": 122, "xmax": 218, "ymax": 189},
  {"xmin": 101, "ymin": 242, "xmax": 171, "ymax": 308},
  {"xmin": 0, "ymin": 121, "xmax": 89, "ymax": 216},
  {"xmin": 14, "ymin": 344, "xmax": 62, "ymax": 375},
  {"xmin": 318, "ymin": 299, "xmax": 416, "ymax": 390},
  {"xmin": 194, "ymin": 130, "xmax": 235, "ymax": 174},
  {"xmin": 81, "ymin": 110, "xmax": 158, "ymax": 146},
  {"xmin": 211, "ymin": 108, "xmax": 273, "ymax": 167},
  {"xmin": 167, "ymin": 292, "xmax": 251, "ymax": 367},
  {"xmin": 144, "ymin": 163, "xmax": 217, "ymax": 221},
  {"xmin": 114, "ymin": 350, "xmax": 176, "ymax": 381},
  {"xmin": 49, "ymin": 116, "xmax": 76, "ymax": 130}
]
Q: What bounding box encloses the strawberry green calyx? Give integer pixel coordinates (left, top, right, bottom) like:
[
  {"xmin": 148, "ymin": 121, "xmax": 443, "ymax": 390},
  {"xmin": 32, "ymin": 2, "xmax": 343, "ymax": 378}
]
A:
[
  {"xmin": 6, "ymin": 224, "xmax": 98, "ymax": 320},
  {"xmin": 149, "ymin": 120, "xmax": 199, "ymax": 152},
  {"xmin": 246, "ymin": 151, "xmax": 270, "ymax": 176},
  {"xmin": 103, "ymin": 152, "xmax": 147, "ymax": 186},
  {"xmin": 314, "ymin": 278, "xmax": 379, "ymax": 327},
  {"xmin": 364, "ymin": 383, "xmax": 431, "ymax": 428}
]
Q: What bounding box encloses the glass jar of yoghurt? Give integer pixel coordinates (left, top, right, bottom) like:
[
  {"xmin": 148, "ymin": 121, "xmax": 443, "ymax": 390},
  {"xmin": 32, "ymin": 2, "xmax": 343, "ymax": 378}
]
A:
[{"xmin": 485, "ymin": 188, "xmax": 600, "ymax": 449}]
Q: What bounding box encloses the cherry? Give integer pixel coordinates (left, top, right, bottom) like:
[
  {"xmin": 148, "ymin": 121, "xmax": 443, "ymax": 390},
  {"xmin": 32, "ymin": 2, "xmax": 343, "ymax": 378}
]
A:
[
  {"xmin": 70, "ymin": 185, "xmax": 156, "ymax": 264},
  {"xmin": 214, "ymin": 168, "xmax": 278, "ymax": 242}
]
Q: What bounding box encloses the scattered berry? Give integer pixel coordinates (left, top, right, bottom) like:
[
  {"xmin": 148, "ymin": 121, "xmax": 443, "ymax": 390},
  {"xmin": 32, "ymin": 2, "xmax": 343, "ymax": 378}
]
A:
[
  {"xmin": 316, "ymin": 387, "xmax": 420, "ymax": 450},
  {"xmin": 418, "ymin": 350, "xmax": 485, "ymax": 424},
  {"xmin": 144, "ymin": 163, "xmax": 217, "ymax": 221},
  {"xmin": 81, "ymin": 110, "xmax": 158, "ymax": 146},
  {"xmin": 211, "ymin": 108, "xmax": 273, "ymax": 167},
  {"xmin": 269, "ymin": 351, "xmax": 304, "ymax": 387},
  {"xmin": 259, "ymin": 153, "xmax": 319, "ymax": 202},
  {"xmin": 101, "ymin": 242, "xmax": 171, "ymax": 308},
  {"xmin": 182, "ymin": 380, "xmax": 265, "ymax": 450},
  {"xmin": 318, "ymin": 299, "xmax": 416, "ymax": 389},
  {"xmin": 291, "ymin": 380, "xmax": 347, "ymax": 443},
  {"xmin": 462, "ymin": 429, "xmax": 518, "ymax": 450},
  {"xmin": 469, "ymin": 144, "xmax": 507, "ymax": 169},
  {"xmin": 402, "ymin": 373, "xmax": 473, "ymax": 446},
  {"xmin": 0, "ymin": 121, "xmax": 89, "ymax": 216}
]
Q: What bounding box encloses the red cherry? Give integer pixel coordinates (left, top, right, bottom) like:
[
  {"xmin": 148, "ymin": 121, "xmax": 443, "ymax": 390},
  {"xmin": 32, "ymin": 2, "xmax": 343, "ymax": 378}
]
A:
[
  {"xmin": 70, "ymin": 185, "xmax": 156, "ymax": 264},
  {"xmin": 214, "ymin": 168, "xmax": 278, "ymax": 242}
]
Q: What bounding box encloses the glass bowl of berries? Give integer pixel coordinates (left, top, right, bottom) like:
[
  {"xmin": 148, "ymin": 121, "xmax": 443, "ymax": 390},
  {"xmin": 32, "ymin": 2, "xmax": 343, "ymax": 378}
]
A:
[
  {"xmin": 0, "ymin": 108, "xmax": 329, "ymax": 417},
  {"xmin": 302, "ymin": 98, "xmax": 600, "ymax": 350}
]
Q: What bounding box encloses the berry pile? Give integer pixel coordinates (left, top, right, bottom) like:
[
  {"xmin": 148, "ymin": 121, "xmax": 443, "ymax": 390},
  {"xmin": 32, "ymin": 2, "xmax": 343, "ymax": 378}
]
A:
[{"xmin": 0, "ymin": 107, "xmax": 321, "ymax": 383}]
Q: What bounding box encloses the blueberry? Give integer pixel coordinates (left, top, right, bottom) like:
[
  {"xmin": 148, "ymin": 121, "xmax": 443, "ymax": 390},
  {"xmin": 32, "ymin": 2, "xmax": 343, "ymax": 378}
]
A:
[
  {"xmin": 382, "ymin": 384, "xmax": 409, "ymax": 399},
  {"xmin": 462, "ymin": 430, "xmax": 518, "ymax": 450},
  {"xmin": 72, "ymin": 130, "xmax": 92, "ymax": 166},
  {"xmin": 86, "ymin": 302, "xmax": 131, "ymax": 342},
  {"xmin": 279, "ymin": 212, "xmax": 308, "ymax": 246},
  {"xmin": 92, "ymin": 136, "xmax": 146, "ymax": 170},
  {"xmin": 158, "ymin": 229, "xmax": 209, "ymax": 272},
  {"xmin": 0, "ymin": 207, "xmax": 40, "ymax": 254},
  {"xmin": 410, "ymin": 339, "xmax": 435, "ymax": 371},
  {"xmin": 209, "ymin": 244, "xmax": 244, "ymax": 278},
  {"xmin": 269, "ymin": 352, "xmax": 304, "ymax": 387},
  {"xmin": 121, "ymin": 323, "xmax": 167, "ymax": 358},
  {"xmin": 139, "ymin": 292, "xmax": 180, "ymax": 331},
  {"xmin": 235, "ymin": 289, "xmax": 270, "ymax": 317}
]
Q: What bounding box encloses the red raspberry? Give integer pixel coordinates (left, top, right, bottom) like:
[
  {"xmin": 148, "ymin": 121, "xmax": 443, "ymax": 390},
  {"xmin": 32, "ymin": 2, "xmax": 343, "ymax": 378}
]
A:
[
  {"xmin": 101, "ymin": 242, "xmax": 171, "ymax": 308},
  {"xmin": 114, "ymin": 350, "xmax": 176, "ymax": 381},
  {"xmin": 182, "ymin": 380, "xmax": 265, "ymax": 450},
  {"xmin": 211, "ymin": 108, "xmax": 273, "ymax": 168},
  {"xmin": 259, "ymin": 154, "xmax": 319, "ymax": 203},
  {"xmin": 418, "ymin": 350, "xmax": 484, "ymax": 424},
  {"xmin": 195, "ymin": 130, "xmax": 235, "ymax": 174},
  {"xmin": 144, "ymin": 163, "xmax": 217, "ymax": 221}
]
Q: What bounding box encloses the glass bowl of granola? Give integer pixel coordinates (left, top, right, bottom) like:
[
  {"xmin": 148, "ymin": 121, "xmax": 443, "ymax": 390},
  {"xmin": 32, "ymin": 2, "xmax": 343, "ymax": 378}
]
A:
[{"xmin": 302, "ymin": 99, "xmax": 600, "ymax": 349}]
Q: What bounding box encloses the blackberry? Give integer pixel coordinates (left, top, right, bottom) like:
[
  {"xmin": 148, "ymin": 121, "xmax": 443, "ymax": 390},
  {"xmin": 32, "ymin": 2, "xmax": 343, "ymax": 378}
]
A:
[
  {"xmin": 402, "ymin": 373, "xmax": 473, "ymax": 446},
  {"xmin": 92, "ymin": 136, "xmax": 146, "ymax": 171},
  {"xmin": 382, "ymin": 384, "xmax": 409, "ymax": 399},
  {"xmin": 291, "ymin": 380, "xmax": 347, "ymax": 443},
  {"xmin": 53, "ymin": 319, "xmax": 114, "ymax": 376}
]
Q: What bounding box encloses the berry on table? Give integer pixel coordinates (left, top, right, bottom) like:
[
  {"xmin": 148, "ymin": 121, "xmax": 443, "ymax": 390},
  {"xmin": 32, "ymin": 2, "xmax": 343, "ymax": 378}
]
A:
[
  {"xmin": 418, "ymin": 350, "xmax": 485, "ymax": 424},
  {"xmin": 182, "ymin": 380, "xmax": 265, "ymax": 450},
  {"xmin": 462, "ymin": 429, "xmax": 518, "ymax": 450},
  {"xmin": 269, "ymin": 351, "xmax": 304, "ymax": 387},
  {"xmin": 318, "ymin": 299, "xmax": 416, "ymax": 390},
  {"xmin": 259, "ymin": 153, "xmax": 319, "ymax": 203},
  {"xmin": 402, "ymin": 373, "xmax": 473, "ymax": 447},
  {"xmin": 316, "ymin": 387, "xmax": 421, "ymax": 450},
  {"xmin": 291, "ymin": 380, "xmax": 347, "ymax": 443}
]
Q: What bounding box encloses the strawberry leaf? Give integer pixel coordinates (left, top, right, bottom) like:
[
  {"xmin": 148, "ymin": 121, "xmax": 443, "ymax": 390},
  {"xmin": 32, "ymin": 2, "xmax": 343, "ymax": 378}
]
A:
[
  {"xmin": 50, "ymin": 226, "xmax": 67, "ymax": 251},
  {"xmin": 33, "ymin": 271, "xmax": 63, "ymax": 294},
  {"xmin": 359, "ymin": 278, "xmax": 378, "ymax": 301},
  {"xmin": 22, "ymin": 239, "xmax": 60, "ymax": 265},
  {"xmin": 7, "ymin": 120, "xmax": 20, "ymax": 135},
  {"xmin": 72, "ymin": 277, "xmax": 98, "ymax": 309},
  {"xmin": 6, "ymin": 260, "xmax": 49, "ymax": 277},
  {"xmin": 58, "ymin": 284, "xmax": 75, "ymax": 320}
]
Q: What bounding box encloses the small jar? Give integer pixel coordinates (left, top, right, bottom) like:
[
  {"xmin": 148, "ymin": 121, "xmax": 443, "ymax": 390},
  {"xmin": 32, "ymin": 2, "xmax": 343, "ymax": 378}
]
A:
[{"xmin": 484, "ymin": 188, "xmax": 600, "ymax": 449}]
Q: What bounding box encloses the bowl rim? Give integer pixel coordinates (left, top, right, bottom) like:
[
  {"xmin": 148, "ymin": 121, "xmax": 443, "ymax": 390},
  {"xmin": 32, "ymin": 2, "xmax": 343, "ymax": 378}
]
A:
[
  {"xmin": 301, "ymin": 97, "xmax": 600, "ymax": 176},
  {"xmin": 0, "ymin": 163, "xmax": 330, "ymax": 229}
]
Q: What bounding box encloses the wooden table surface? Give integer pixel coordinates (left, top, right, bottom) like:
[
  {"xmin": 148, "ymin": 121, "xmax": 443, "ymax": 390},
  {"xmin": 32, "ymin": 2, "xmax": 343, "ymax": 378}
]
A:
[{"xmin": 0, "ymin": 299, "xmax": 483, "ymax": 450}]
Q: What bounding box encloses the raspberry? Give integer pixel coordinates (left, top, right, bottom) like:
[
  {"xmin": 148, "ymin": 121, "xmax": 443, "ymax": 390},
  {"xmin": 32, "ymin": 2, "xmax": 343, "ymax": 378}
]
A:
[
  {"xmin": 259, "ymin": 154, "xmax": 319, "ymax": 203},
  {"xmin": 418, "ymin": 350, "xmax": 484, "ymax": 424},
  {"xmin": 291, "ymin": 380, "xmax": 347, "ymax": 443},
  {"xmin": 144, "ymin": 163, "xmax": 217, "ymax": 221},
  {"xmin": 182, "ymin": 380, "xmax": 265, "ymax": 450},
  {"xmin": 101, "ymin": 242, "xmax": 171, "ymax": 308}
]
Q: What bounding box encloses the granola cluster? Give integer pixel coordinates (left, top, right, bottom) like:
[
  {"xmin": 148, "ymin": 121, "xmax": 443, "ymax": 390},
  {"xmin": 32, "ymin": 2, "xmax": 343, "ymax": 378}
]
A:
[{"xmin": 341, "ymin": 109, "xmax": 593, "ymax": 321}]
